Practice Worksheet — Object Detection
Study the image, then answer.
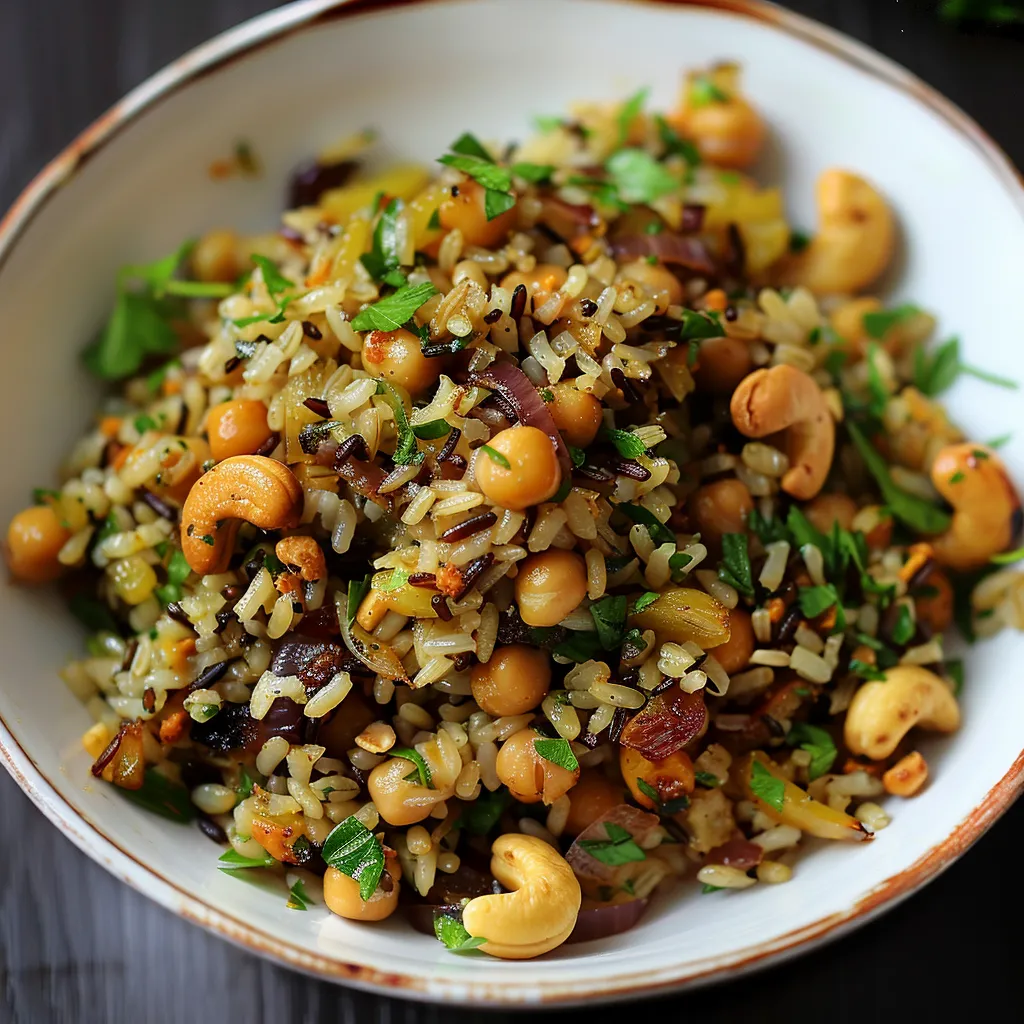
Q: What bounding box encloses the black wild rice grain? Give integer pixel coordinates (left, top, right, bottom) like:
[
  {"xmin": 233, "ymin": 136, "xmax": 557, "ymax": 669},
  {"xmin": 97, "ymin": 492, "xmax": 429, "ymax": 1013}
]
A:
[
  {"xmin": 407, "ymin": 572, "xmax": 438, "ymax": 588},
  {"xmin": 121, "ymin": 639, "xmax": 139, "ymax": 671},
  {"xmin": 431, "ymin": 594, "xmax": 453, "ymax": 622},
  {"xmin": 907, "ymin": 558, "xmax": 936, "ymax": 592},
  {"xmin": 608, "ymin": 707, "xmax": 629, "ymax": 744},
  {"xmin": 447, "ymin": 454, "xmax": 468, "ymax": 472},
  {"xmin": 613, "ymin": 460, "xmax": 652, "ymax": 482},
  {"xmin": 334, "ymin": 434, "xmax": 370, "ymax": 466},
  {"xmin": 762, "ymin": 714, "xmax": 785, "ymax": 738},
  {"xmin": 578, "ymin": 463, "xmax": 615, "ymax": 483},
  {"xmin": 724, "ymin": 305, "xmax": 738, "ymax": 322},
  {"xmin": 253, "ymin": 433, "xmax": 280, "ymax": 457},
  {"xmin": 451, "ymin": 184, "xmax": 460, "ymax": 198},
  {"xmin": 577, "ymin": 730, "xmax": 600, "ymax": 750},
  {"xmin": 188, "ymin": 660, "xmax": 230, "ymax": 693},
  {"xmin": 453, "ymin": 553, "xmax": 494, "ymax": 601},
  {"xmin": 301, "ymin": 320, "xmax": 322, "ymax": 340},
  {"xmin": 214, "ymin": 609, "xmax": 233, "ymax": 633},
  {"xmin": 610, "ymin": 367, "xmax": 641, "ymax": 403},
  {"xmin": 142, "ymin": 490, "xmax": 177, "ymax": 521},
  {"xmin": 166, "ymin": 602, "xmax": 191, "ymax": 626},
  {"xmin": 223, "ymin": 356, "xmax": 242, "ymax": 374},
  {"xmin": 436, "ymin": 427, "xmax": 461, "ymax": 464},
  {"xmin": 303, "ymin": 397, "xmax": 331, "ymax": 418},
  {"xmin": 651, "ymin": 677, "xmax": 676, "ymax": 695},
  {"xmin": 288, "ymin": 158, "xmax": 357, "ymax": 208},
  {"xmin": 441, "ymin": 512, "xmax": 497, "ymax": 543},
  {"xmin": 580, "ymin": 298, "xmax": 598, "ymax": 318},
  {"xmin": 488, "ymin": 392, "xmax": 519, "ymax": 423},
  {"xmin": 726, "ymin": 222, "xmax": 746, "ymax": 278},
  {"xmin": 639, "ymin": 314, "xmax": 677, "ymax": 333},
  {"xmin": 483, "ymin": 308, "xmax": 503, "ymax": 325},
  {"xmin": 198, "ymin": 816, "xmax": 228, "ymax": 844},
  {"xmin": 510, "ymin": 283, "xmax": 528, "ymax": 322}
]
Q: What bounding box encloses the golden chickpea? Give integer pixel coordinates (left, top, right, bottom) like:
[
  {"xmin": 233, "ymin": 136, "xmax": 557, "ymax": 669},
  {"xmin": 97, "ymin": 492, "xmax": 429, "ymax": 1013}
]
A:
[
  {"xmin": 206, "ymin": 400, "xmax": 273, "ymax": 463},
  {"xmin": 514, "ymin": 549, "xmax": 588, "ymax": 627},
  {"xmin": 618, "ymin": 260, "xmax": 683, "ymax": 314},
  {"xmin": 496, "ymin": 728, "xmax": 579, "ymax": 805},
  {"xmin": 689, "ymin": 479, "xmax": 753, "ymax": 549},
  {"xmin": 190, "ymin": 228, "xmax": 241, "ymax": 283},
  {"xmin": 324, "ymin": 863, "xmax": 401, "ymax": 922},
  {"xmin": 438, "ymin": 179, "xmax": 517, "ymax": 248},
  {"xmin": 475, "ymin": 425, "xmax": 561, "ymax": 511},
  {"xmin": 157, "ymin": 437, "xmax": 212, "ymax": 506},
  {"xmin": 713, "ymin": 607, "xmax": 754, "ymax": 674},
  {"xmin": 547, "ymin": 383, "xmax": 603, "ymax": 448},
  {"xmin": 362, "ymin": 328, "xmax": 442, "ymax": 397},
  {"xmin": 804, "ymin": 493, "xmax": 857, "ymax": 535},
  {"xmin": 620, "ymin": 746, "xmax": 695, "ymax": 811},
  {"xmin": 6, "ymin": 505, "xmax": 70, "ymax": 583},
  {"xmin": 368, "ymin": 756, "xmax": 449, "ymax": 826},
  {"xmin": 915, "ymin": 570, "xmax": 954, "ymax": 634},
  {"xmin": 692, "ymin": 337, "xmax": 753, "ymax": 396},
  {"xmin": 830, "ymin": 297, "xmax": 882, "ymax": 356},
  {"xmin": 500, "ymin": 263, "xmax": 569, "ymax": 308},
  {"xmin": 564, "ymin": 770, "xmax": 625, "ymax": 836},
  {"xmin": 471, "ymin": 644, "xmax": 551, "ymax": 717}
]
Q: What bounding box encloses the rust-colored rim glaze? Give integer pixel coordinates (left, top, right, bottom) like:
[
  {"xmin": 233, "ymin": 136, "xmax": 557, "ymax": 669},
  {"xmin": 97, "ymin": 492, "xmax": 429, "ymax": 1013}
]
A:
[{"xmin": 1, "ymin": 0, "xmax": 1022, "ymax": 1007}]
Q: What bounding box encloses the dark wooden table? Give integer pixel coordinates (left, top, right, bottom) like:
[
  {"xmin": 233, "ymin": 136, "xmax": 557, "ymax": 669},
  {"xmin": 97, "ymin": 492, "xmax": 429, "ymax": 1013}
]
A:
[{"xmin": 1, "ymin": 2, "xmax": 1021, "ymax": 1021}]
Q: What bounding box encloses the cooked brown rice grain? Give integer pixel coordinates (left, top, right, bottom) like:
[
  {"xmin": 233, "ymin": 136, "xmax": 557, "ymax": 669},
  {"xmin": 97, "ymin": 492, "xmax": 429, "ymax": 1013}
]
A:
[
  {"xmin": 749, "ymin": 649, "xmax": 791, "ymax": 668},
  {"xmin": 697, "ymin": 864, "xmax": 756, "ymax": 890},
  {"xmin": 255, "ymin": 735, "xmax": 290, "ymax": 777},
  {"xmin": 789, "ymin": 646, "xmax": 833, "ymax": 683},
  {"xmin": 751, "ymin": 606, "xmax": 773, "ymax": 643}
]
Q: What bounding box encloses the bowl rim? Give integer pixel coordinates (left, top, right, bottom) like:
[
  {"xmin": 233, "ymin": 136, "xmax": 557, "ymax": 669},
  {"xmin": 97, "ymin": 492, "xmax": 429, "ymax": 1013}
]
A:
[{"xmin": 1, "ymin": 0, "xmax": 1022, "ymax": 1006}]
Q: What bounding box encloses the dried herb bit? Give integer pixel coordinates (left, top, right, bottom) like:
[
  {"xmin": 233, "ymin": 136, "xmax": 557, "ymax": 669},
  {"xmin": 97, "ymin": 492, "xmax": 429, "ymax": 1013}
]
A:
[
  {"xmin": 434, "ymin": 913, "xmax": 486, "ymax": 954},
  {"xmin": 533, "ymin": 736, "xmax": 579, "ymax": 773},
  {"xmin": 218, "ymin": 848, "xmax": 275, "ymax": 871},
  {"xmin": 719, "ymin": 533, "xmax": 754, "ymax": 599},
  {"xmin": 350, "ymin": 281, "xmax": 439, "ymax": 333},
  {"xmin": 749, "ymin": 760, "xmax": 785, "ymax": 813},
  {"xmin": 678, "ymin": 308, "xmax": 726, "ymax": 340},
  {"xmin": 578, "ymin": 821, "xmax": 647, "ymax": 866},
  {"xmin": 786, "ymin": 723, "xmax": 837, "ymax": 780},
  {"xmin": 616, "ymin": 502, "xmax": 675, "ymax": 546},
  {"xmin": 479, "ymin": 444, "xmax": 511, "ymax": 469},
  {"xmin": 322, "ymin": 815, "xmax": 385, "ymax": 901},
  {"xmin": 286, "ymin": 878, "xmax": 310, "ymax": 911},
  {"xmin": 118, "ymin": 768, "xmax": 195, "ymax": 822}
]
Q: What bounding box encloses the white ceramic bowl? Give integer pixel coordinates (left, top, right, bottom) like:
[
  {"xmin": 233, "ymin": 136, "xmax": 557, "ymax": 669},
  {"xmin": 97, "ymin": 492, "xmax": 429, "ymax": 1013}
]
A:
[{"xmin": 1, "ymin": 0, "xmax": 1022, "ymax": 1007}]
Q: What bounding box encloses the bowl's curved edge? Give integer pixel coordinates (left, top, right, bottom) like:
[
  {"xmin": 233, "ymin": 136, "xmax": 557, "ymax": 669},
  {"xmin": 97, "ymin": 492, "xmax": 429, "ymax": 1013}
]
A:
[{"xmin": 0, "ymin": 0, "xmax": 1022, "ymax": 1007}]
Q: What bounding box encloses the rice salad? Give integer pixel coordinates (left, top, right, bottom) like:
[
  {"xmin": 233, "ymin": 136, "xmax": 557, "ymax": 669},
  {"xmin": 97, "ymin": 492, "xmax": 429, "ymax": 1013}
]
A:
[{"xmin": 7, "ymin": 64, "xmax": 1024, "ymax": 957}]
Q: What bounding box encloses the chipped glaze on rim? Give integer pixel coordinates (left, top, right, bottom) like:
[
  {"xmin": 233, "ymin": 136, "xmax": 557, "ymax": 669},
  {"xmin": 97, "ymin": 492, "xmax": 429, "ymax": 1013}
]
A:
[{"xmin": 0, "ymin": 0, "xmax": 1022, "ymax": 1006}]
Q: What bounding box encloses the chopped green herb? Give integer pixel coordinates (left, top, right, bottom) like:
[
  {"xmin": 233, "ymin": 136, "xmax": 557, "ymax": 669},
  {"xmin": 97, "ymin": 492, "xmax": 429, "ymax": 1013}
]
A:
[
  {"xmin": 849, "ymin": 658, "xmax": 888, "ymax": 681},
  {"xmin": 749, "ymin": 760, "xmax": 785, "ymax": 813},
  {"xmin": 617, "ymin": 86, "xmax": 650, "ymax": 144},
  {"xmin": 986, "ymin": 433, "xmax": 1012, "ymax": 449},
  {"xmin": 646, "ymin": 221, "xmax": 664, "ymax": 235},
  {"xmin": 864, "ymin": 343, "xmax": 890, "ymax": 417},
  {"xmin": 347, "ymin": 573, "xmax": 372, "ymax": 626},
  {"xmin": 391, "ymin": 745, "xmax": 433, "ymax": 788},
  {"xmin": 747, "ymin": 508, "xmax": 792, "ymax": 546},
  {"xmin": 118, "ymin": 769, "xmax": 195, "ymax": 822},
  {"xmin": 218, "ymin": 848, "xmax": 275, "ymax": 871},
  {"xmin": 235, "ymin": 767, "xmax": 257, "ymax": 804},
  {"xmin": 635, "ymin": 778, "xmax": 688, "ymax": 815},
  {"xmin": 798, "ymin": 584, "xmax": 840, "ymax": 619},
  {"xmin": 322, "ymin": 815, "xmax": 385, "ymax": 901},
  {"xmin": 410, "ymin": 419, "xmax": 451, "ymax": 441},
  {"xmin": 654, "ymin": 114, "xmax": 701, "ymax": 167},
  {"xmin": 427, "ymin": 208, "xmax": 441, "ymax": 230},
  {"xmin": 439, "ymin": 142, "xmax": 516, "ymax": 221},
  {"xmin": 786, "ymin": 722, "xmax": 837, "ymax": 780},
  {"xmin": 351, "ymin": 281, "xmax": 439, "ymax": 333},
  {"xmin": 632, "ymin": 592, "xmax": 660, "ymax": 614},
  {"xmin": 789, "ymin": 230, "xmax": 811, "ymax": 253},
  {"xmin": 479, "ymin": 444, "xmax": 511, "ymax": 469},
  {"xmin": 719, "ymin": 533, "xmax": 754, "ymax": 599},
  {"xmin": 605, "ymin": 148, "xmax": 680, "ymax": 204},
  {"xmin": 378, "ymin": 567, "xmax": 411, "ymax": 592},
  {"xmin": 891, "ymin": 604, "xmax": 916, "ymax": 645},
  {"xmin": 134, "ymin": 414, "xmax": 158, "ymax": 433},
  {"xmin": 32, "ymin": 488, "xmax": 61, "ymax": 505},
  {"xmin": 539, "ymin": 388, "xmax": 554, "ymax": 403},
  {"xmin": 533, "ymin": 736, "xmax": 579, "ymax": 773},
  {"xmin": 992, "ymin": 546, "xmax": 1024, "ymax": 565},
  {"xmin": 434, "ymin": 913, "xmax": 486, "ymax": 954},
  {"xmin": 567, "ymin": 445, "xmax": 587, "ymax": 468},
  {"xmin": 146, "ymin": 359, "xmax": 180, "ymax": 393},
  {"xmin": 689, "ymin": 75, "xmax": 729, "ymax": 106},
  {"xmin": 913, "ymin": 335, "xmax": 1019, "ymax": 396},
  {"xmin": 286, "ymin": 879, "xmax": 310, "ymax": 910},
  {"xmin": 694, "ymin": 770, "xmax": 722, "ymax": 788},
  {"xmin": 455, "ymin": 787, "xmax": 510, "ymax": 835},
  {"xmin": 589, "ymin": 594, "xmax": 628, "ymax": 650},
  {"xmin": 84, "ymin": 289, "xmax": 179, "ymax": 380},
  {"xmin": 678, "ymin": 308, "xmax": 725, "ymax": 340},
  {"xmin": 360, "ymin": 197, "xmax": 407, "ymax": 286},
  {"xmin": 862, "ymin": 303, "xmax": 921, "ymax": 340},
  {"xmin": 69, "ymin": 593, "xmax": 120, "ymax": 634},
  {"xmin": 375, "ymin": 379, "xmax": 423, "ymax": 464},
  {"xmin": 949, "ymin": 471, "xmax": 966, "ymax": 484},
  {"xmin": 939, "ymin": 0, "xmax": 1024, "ymax": 24},
  {"xmin": 701, "ymin": 883, "xmax": 725, "ymax": 894},
  {"xmin": 603, "ymin": 428, "xmax": 648, "ymax": 460},
  {"xmin": 616, "ymin": 502, "xmax": 675, "ymax": 546},
  {"xmin": 668, "ymin": 551, "xmax": 693, "ymax": 576},
  {"xmin": 511, "ymin": 161, "xmax": 555, "ymax": 183},
  {"xmin": 578, "ymin": 821, "xmax": 647, "ymax": 866},
  {"xmin": 450, "ymin": 133, "xmax": 494, "ymax": 161},
  {"xmin": 534, "ymin": 114, "xmax": 563, "ymax": 133},
  {"xmin": 944, "ymin": 658, "xmax": 965, "ymax": 696}
]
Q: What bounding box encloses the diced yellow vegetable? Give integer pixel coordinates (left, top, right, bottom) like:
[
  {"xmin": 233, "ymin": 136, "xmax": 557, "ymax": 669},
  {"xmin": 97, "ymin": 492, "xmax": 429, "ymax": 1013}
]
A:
[{"xmin": 320, "ymin": 165, "xmax": 431, "ymax": 222}]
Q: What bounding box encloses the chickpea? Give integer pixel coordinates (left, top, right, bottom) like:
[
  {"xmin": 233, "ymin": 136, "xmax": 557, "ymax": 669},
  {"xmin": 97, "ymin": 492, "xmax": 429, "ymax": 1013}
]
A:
[
  {"xmin": 362, "ymin": 328, "xmax": 442, "ymax": 397},
  {"xmin": 620, "ymin": 746, "xmax": 694, "ymax": 811},
  {"xmin": 830, "ymin": 297, "xmax": 882, "ymax": 356},
  {"xmin": 915, "ymin": 570, "xmax": 953, "ymax": 634},
  {"xmin": 6, "ymin": 505, "xmax": 70, "ymax": 583},
  {"xmin": 367, "ymin": 755, "xmax": 450, "ymax": 826},
  {"xmin": 689, "ymin": 479, "xmax": 753, "ymax": 548},
  {"xmin": 324, "ymin": 863, "xmax": 400, "ymax": 922},
  {"xmin": 438, "ymin": 179, "xmax": 517, "ymax": 248},
  {"xmin": 547, "ymin": 383, "xmax": 603, "ymax": 448},
  {"xmin": 514, "ymin": 549, "xmax": 588, "ymax": 627},
  {"xmin": 803, "ymin": 493, "xmax": 857, "ymax": 535},
  {"xmin": 152, "ymin": 437, "xmax": 212, "ymax": 506},
  {"xmin": 191, "ymin": 228, "xmax": 241, "ymax": 283},
  {"xmin": 471, "ymin": 645, "xmax": 551, "ymax": 717},
  {"xmin": 693, "ymin": 337, "xmax": 753, "ymax": 396},
  {"xmin": 496, "ymin": 728, "xmax": 579, "ymax": 805},
  {"xmin": 500, "ymin": 264, "xmax": 569, "ymax": 308},
  {"xmin": 475, "ymin": 425, "xmax": 561, "ymax": 511},
  {"xmin": 618, "ymin": 260, "xmax": 683, "ymax": 315},
  {"xmin": 564, "ymin": 770, "xmax": 624, "ymax": 836},
  {"xmin": 206, "ymin": 400, "xmax": 273, "ymax": 463},
  {"xmin": 673, "ymin": 66, "xmax": 765, "ymax": 170},
  {"xmin": 713, "ymin": 607, "xmax": 754, "ymax": 674}
]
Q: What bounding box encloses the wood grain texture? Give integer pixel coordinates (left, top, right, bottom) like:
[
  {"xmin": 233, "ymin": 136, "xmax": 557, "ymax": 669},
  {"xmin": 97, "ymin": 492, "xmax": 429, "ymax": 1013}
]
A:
[{"xmin": 0, "ymin": 1, "xmax": 1021, "ymax": 1021}]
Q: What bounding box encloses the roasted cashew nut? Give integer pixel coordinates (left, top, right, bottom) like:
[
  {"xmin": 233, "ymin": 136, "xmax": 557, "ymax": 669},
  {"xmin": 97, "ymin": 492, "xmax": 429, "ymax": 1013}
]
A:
[
  {"xmin": 275, "ymin": 535, "xmax": 327, "ymax": 581},
  {"xmin": 782, "ymin": 169, "xmax": 895, "ymax": 294},
  {"xmin": 180, "ymin": 455, "xmax": 303, "ymax": 574},
  {"xmin": 730, "ymin": 365, "xmax": 834, "ymax": 500},
  {"xmin": 844, "ymin": 665, "xmax": 960, "ymax": 761},
  {"xmin": 462, "ymin": 834, "xmax": 581, "ymax": 960},
  {"xmin": 929, "ymin": 443, "xmax": 1022, "ymax": 571}
]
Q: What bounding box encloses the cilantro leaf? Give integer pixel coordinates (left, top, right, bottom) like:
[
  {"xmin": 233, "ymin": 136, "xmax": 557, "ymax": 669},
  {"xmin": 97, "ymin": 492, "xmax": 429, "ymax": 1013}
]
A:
[
  {"xmin": 511, "ymin": 162, "xmax": 555, "ymax": 183},
  {"xmin": 84, "ymin": 290, "xmax": 179, "ymax": 380},
  {"xmin": 749, "ymin": 760, "xmax": 785, "ymax": 813},
  {"xmin": 719, "ymin": 533, "xmax": 754, "ymax": 599},
  {"xmin": 589, "ymin": 594, "xmax": 628, "ymax": 649},
  {"xmin": 632, "ymin": 592, "xmax": 660, "ymax": 614},
  {"xmin": 250, "ymin": 254, "xmax": 294, "ymax": 296},
  {"xmin": 798, "ymin": 584, "xmax": 840, "ymax": 619},
  {"xmin": 286, "ymin": 879, "xmax": 310, "ymax": 910},
  {"xmin": 375, "ymin": 379, "xmax": 423, "ymax": 464},
  {"xmin": 694, "ymin": 770, "xmax": 722, "ymax": 788},
  {"xmin": 891, "ymin": 603, "xmax": 915, "ymax": 645},
  {"xmin": 483, "ymin": 188, "xmax": 517, "ymax": 220},
  {"xmin": 412, "ymin": 419, "xmax": 451, "ymax": 440},
  {"xmin": 578, "ymin": 821, "xmax": 647, "ymax": 866},
  {"xmin": 322, "ymin": 815, "xmax": 385, "ymax": 901},
  {"xmin": 604, "ymin": 428, "xmax": 648, "ymax": 459},
  {"xmin": 913, "ymin": 336, "xmax": 962, "ymax": 397},
  {"xmin": 360, "ymin": 198, "xmax": 406, "ymax": 284},
  {"xmin": 117, "ymin": 768, "xmax": 194, "ymax": 822},
  {"xmin": 748, "ymin": 508, "xmax": 792, "ymax": 546},
  {"xmin": 689, "ymin": 75, "xmax": 729, "ymax": 107},
  {"xmin": 347, "ymin": 573, "xmax": 372, "ymax": 626},
  {"xmin": 434, "ymin": 913, "xmax": 486, "ymax": 954},
  {"xmin": 678, "ymin": 308, "xmax": 725, "ymax": 339},
  {"xmin": 605, "ymin": 148, "xmax": 680, "ymax": 204},
  {"xmin": 455, "ymin": 787, "xmax": 510, "ymax": 835},
  {"xmin": 450, "ymin": 133, "xmax": 494, "ymax": 161},
  {"xmin": 849, "ymin": 658, "xmax": 888, "ymax": 681},
  {"xmin": 654, "ymin": 114, "xmax": 701, "ymax": 166},
  {"xmin": 218, "ymin": 848, "xmax": 275, "ymax": 871},
  {"xmin": 944, "ymin": 658, "xmax": 965, "ymax": 696},
  {"xmin": 862, "ymin": 303, "xmax": 920, "ymax": 340},
  {"xmin": 350, "ymin": 281, "xmax": 439, "ymax": 333},
  {"xmin": 616, "ymin": 502, "xmax": 675, "ymax": 546},
  {"xmin": 786, "ymin": 723, "xmax": 837, "ymax": 781},
  {"xmin": 533, "ymin": 736, "xmax": 579, "ymax": 773},
  {"xmin": 391, "ymin": 745, "xmax": 433, "ymax": 788},
  {"xmin": 69, "ymin": 593, "xmax": 121, "ymax": 634},
  {"xmin": 617, "ymin": 86, "xmax": 649, "ymax": 144}
]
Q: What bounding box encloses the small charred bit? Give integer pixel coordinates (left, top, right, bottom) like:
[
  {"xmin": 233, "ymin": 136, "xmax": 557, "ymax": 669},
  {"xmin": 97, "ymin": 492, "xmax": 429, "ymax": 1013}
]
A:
[
  {"xmin": 580, "ymin": 298, "xmax": 599, "ymax": 318},
  {"xmin": 681, "ymin": 203, "xmax": 706, "ymax": 233},
  {"xmin": 142, "ymin": 490, "xmax": 178, "ymax": 521},
  {"xmin": 189, "ymin": 659, "xmax": 230, "ymax": 693},
  {"xmin": 510, "ymin": 283, "xmax": 528, "ymax": 322},
  {"xmin": 495, "ymin": 605, "xmax": 538, "ymax": 646},
  {"xmin": 288, "ymin": 158, "xmax": 358, "ymax": 208},
  {"xmin": 907, "ymin": 557, "xmax": 936, "ymax": 593},
  {"xmin": 214, "ymin": 609, "xmax": 234, "ymax": 633},
  {"xmin": 253, "ymin": 432, "xmax": 281, "ymax": 458},
  {"xmin": 775, "ymin": 605, "xmax": 803, "ymax": 645},
  {"xmin": 407, "ymin": 572, "xmax": 438, "ymax": 589},
  {"xmin": 197, "ymin": 815, "xmax": 228, "ymax": 844},
  {"xmin": 452, "ymin": 553, "xmax": 494, "ymax": 602},
  {"xmin": 608, "ymin": 707, "xmax": 630, "ymax": 744},
  {"xmin": 190, "ymin": 697, "xmax": 304, "ymax": 753},
  {"xmin": 483, "ymin": 308, "xmax": 503, "ymax": 325},
  {"xmin": 436, "ymin": 427, "xmax": 462, "ymax": 465},
  {"xmin": 639, "ymin": 314, "xmax": 679, "ymax": 334},
  {"xmin": 301, "ymin": 320, "xmax": 323, "ymax": 340},
  {"xmin": 441, "ymin": 512, "xmax": 497, "ymax": 543},
  {"xmin": 610, "ymin": 367, "xmax": 642, "ymax": 403},
  {"xmin": 221, "ymin": 584, "xmax": 244, "ymax": 602},
  {"xmin": 431, "ymin": 593, "xmax": 453, "ymax": 622},
  {"xmin": 332, "ymin": 433, "xmax": 371, "ymax": 466},
  {"xmin": 303, "ymin": 397, "xmax": 332, "ymax": 418}
]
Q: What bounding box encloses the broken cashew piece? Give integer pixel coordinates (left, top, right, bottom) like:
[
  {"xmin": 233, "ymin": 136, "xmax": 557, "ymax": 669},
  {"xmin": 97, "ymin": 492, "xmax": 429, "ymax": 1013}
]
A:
[
  {"xmin": 462, "ymin": 834, "xmax": 581, "ymax": 960},
  {"xmin": 844, "ymin": 666, "xmax": 960, "ymax": 761},
  {"xmin": 180, "ymin": 455, "xmax": 303, "ymax": 574},
  {"xmin": 929, "ymin": 443, "xmax": 1021, "ymax": 571},
  {"xmin": 275, "ymin": 535, "xmax": 327, "ymax": 581},
  {"xmin": 781, "ymin": 169, "xmax": 895, "ymax": 294},
  {"xmin": 730, "ymin": 365, "xmax": 835, "ymax": 500}
]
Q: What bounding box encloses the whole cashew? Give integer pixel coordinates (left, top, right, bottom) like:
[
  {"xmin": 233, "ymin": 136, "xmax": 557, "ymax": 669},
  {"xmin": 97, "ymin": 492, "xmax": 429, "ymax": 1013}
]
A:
[
  {"xmin": 930, "ymin": 443, "xmax": 1021, "ymax": 570},
  {"xmin": 844, "ymin": 665, "xmax": 960, "ymax": 761},
  {"xmin": 781, "ymin": 170, "xmax": 895, "ymax": 295},
  {"xmin": 730, "ymin": 365, "xmax": 835, "ymax": 500},
  {"xmin": 462, "ymin": 834, "xmax": 581, "ymax": 960},
  {"xmin": 180, "ymin": 455, "xmax": 303, "ymax": 574},
  {"xmin": 275, "ymin": 535, "xmax": 327, "ymax": 582}
]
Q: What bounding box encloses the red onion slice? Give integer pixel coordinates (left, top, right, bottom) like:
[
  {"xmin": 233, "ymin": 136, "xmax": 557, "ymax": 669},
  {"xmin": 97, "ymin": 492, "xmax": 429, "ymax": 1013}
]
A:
[
  {"xmin": 567, "ymin": 898, "xmax": 649, "ymax": 944},
  {"xmin": 705, "ymin": 838, "xmax": 763, "ymax": 871},
  {"xmin": 611, "ymin": 233, "xmax": 714, "ymax": 273}
]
